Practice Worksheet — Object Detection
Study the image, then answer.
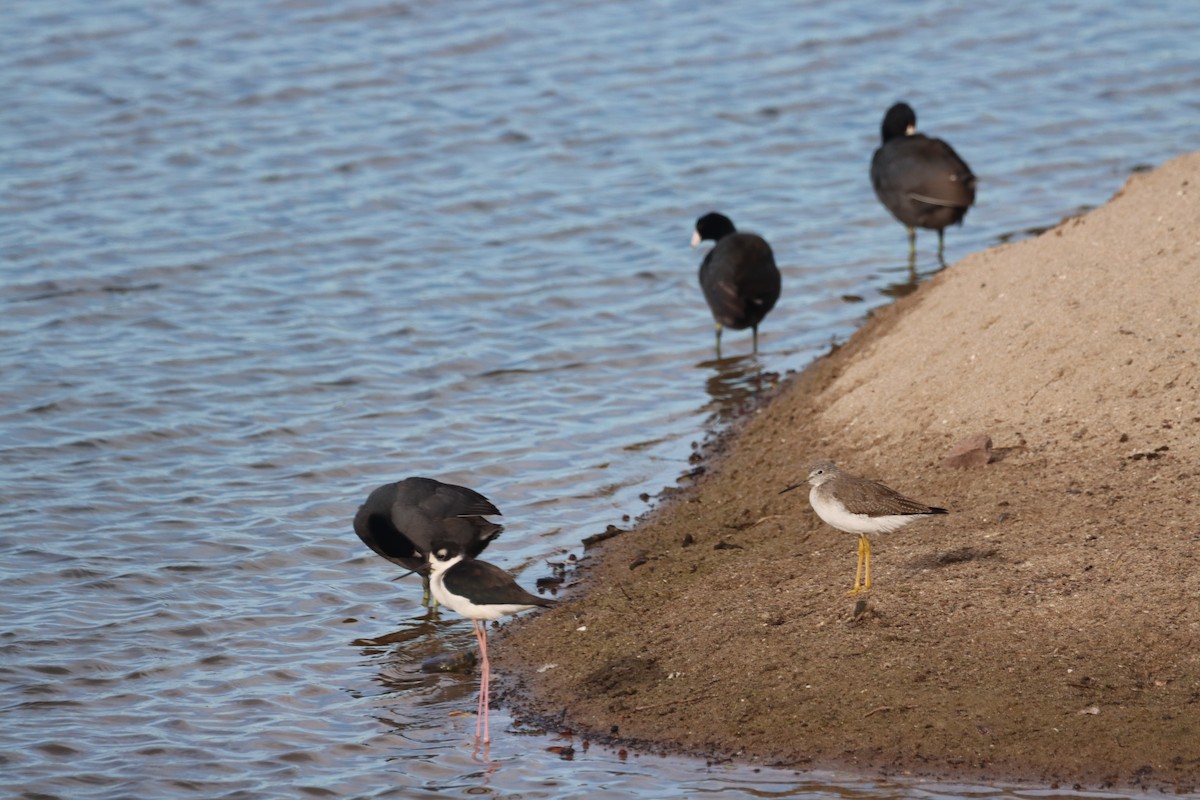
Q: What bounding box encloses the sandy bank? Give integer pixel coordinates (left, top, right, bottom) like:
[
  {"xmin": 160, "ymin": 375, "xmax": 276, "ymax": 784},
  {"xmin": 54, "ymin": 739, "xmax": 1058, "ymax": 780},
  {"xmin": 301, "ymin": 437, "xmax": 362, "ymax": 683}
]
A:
[{"xmin": 495, "ymin": 152, "xmax": 1200, "ymax": 792}]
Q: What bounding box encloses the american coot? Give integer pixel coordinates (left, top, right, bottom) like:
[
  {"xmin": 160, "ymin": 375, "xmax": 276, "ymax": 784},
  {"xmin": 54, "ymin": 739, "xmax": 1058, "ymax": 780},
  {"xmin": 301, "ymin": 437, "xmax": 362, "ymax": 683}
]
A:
[
  {"xmin": 427, "ymin": 540, "xmax": 554, "ymax": 743},
  {"xmin": 691, "ymin": 212, "xmax": 782, "ymax": 355},
  {"xmin": 780, "ymin": 461, "xmax": 948, "ymax": 596},
  {"xmin": 353, "ymin": 477, "xmax": 502, "ymax": 604},
  {"xmin": 870, "ymin": 102, "xmax": 976, "ymax": 262}
]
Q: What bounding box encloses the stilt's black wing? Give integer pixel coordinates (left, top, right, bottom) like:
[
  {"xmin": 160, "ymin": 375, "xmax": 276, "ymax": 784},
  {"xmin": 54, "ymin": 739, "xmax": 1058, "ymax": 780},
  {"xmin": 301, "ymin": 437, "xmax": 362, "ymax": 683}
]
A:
[{"xmin": 443, "ymin": 559, "xmax": 554, "ymax": 610}]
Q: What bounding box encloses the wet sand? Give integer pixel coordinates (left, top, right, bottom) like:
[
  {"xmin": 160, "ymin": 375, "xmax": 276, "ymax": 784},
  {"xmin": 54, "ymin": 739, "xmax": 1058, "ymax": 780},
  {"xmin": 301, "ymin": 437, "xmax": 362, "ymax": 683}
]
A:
[{"xmin": 495, "ymin": 152, "xmax": 1200, "ymax": 792}]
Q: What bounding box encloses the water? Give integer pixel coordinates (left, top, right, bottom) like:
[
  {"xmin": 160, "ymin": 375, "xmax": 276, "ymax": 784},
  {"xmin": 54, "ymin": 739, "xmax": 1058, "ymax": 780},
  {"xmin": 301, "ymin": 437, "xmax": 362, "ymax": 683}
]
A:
[{"xmin": 2, "ymin": 1, "xmax": 1197, "ymax": 797}]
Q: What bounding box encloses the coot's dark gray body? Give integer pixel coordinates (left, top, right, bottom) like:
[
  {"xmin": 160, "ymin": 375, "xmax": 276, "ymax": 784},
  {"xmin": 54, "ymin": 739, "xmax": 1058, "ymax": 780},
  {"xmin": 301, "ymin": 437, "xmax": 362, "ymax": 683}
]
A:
[
  {"xmin": 870, "ymin": 102, "xmax": 975, "ymax": 260},
  {"xmin": 353, "ymin": 477, "xmax": 502, "ymax": 573},
  {"xmin": 692, "ymin": 212, "xmax": 781, "ymax": 354}
]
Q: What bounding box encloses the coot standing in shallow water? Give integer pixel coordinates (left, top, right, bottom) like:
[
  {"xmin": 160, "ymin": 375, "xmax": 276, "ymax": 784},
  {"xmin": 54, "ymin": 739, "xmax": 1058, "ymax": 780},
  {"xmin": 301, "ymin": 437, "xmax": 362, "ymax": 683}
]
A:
[
  {"xmin": 352, "ymin": 477, "xmax": 502, "ymax": 605},
  {"xmin": 690, "ymin": 212, "xmax": 782, "ymax": 356},
  {"xmin": 870, "ymin": 102, "xmax": 976, "ymax": 263}
]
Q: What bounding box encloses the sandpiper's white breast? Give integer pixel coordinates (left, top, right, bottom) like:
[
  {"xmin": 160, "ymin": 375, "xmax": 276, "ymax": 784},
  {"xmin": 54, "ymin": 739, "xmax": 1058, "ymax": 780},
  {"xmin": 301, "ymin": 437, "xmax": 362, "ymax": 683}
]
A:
[{"xmin": 809, "ymin": 485, "xmax": 925, "ymax": 535}]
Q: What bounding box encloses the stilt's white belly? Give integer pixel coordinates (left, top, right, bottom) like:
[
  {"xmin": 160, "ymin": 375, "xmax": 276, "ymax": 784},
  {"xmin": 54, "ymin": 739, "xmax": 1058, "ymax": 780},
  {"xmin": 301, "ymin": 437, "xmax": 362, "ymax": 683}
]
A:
[{"xmin": 430, "ymin": 570, "xmax": 538, "ymax": 620}]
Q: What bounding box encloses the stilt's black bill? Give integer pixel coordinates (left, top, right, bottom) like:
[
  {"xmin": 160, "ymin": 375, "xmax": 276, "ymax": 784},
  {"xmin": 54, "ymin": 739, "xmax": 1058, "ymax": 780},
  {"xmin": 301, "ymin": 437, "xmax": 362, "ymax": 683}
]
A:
[{"xmin": 390, "ymin": 568, "xmax": 421, "ymax": 582}]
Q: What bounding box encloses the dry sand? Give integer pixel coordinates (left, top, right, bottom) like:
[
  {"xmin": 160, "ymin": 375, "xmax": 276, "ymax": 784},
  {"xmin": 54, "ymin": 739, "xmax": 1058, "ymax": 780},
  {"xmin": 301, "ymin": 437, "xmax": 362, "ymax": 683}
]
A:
[{"xmin": 495, "ymin": 152, "xmax": 1200, "ymax": 792}]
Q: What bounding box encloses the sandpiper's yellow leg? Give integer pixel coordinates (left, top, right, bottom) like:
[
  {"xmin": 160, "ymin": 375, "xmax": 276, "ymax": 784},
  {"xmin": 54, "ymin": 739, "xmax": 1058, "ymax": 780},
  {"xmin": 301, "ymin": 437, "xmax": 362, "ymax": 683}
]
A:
[
  {"xmin": 862, "ymin": 534, "xmax": 872, "ymax": 592},
  {"xmin": 848, "ymin": 535, "xmax": 866, "ymax": 596},
  {"xmin": 848, "ymin": 535, "xmax": 873, "ymax": 596}
]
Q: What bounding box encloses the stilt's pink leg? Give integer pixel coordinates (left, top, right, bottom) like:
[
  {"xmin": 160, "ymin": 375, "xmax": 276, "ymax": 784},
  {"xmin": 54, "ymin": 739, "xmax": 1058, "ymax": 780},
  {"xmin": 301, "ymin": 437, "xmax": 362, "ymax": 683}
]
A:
[
  {"xmin": 478, "ymin": 621, "xmax": 491, "ymax": 742},
  {"xmin": 473, "ymin": 621, "xmax": 486, "ymax": 741}
]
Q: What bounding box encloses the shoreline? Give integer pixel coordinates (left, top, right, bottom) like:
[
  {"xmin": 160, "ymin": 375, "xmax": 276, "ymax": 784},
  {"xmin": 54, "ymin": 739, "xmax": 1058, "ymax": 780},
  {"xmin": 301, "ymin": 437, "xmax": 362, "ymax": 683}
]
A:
[{"xmin": 494, "ymin": 152, "xmax": 1200, "ymax": 792}]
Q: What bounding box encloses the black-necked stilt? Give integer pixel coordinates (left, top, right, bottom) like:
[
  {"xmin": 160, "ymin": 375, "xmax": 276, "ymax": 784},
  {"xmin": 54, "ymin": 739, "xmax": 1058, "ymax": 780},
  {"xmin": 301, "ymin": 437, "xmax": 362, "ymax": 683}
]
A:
[
  {"xmin": 870, "ymin": 102, "xmax": 976, "ymax": 263},
  {"xmin": 353, "ymin": 477, "xmax": 502, "ymax": 604},
  {"xmin": 781, "ymin": 460, "xmax": 948, "ymax": 595},
  {"xmin": 691, "ymin": 212, "xmax": 781, "ymax": 356},
  {"xmin": 427, "ymin": 539, "xmax": 554, "ymax": 742}
]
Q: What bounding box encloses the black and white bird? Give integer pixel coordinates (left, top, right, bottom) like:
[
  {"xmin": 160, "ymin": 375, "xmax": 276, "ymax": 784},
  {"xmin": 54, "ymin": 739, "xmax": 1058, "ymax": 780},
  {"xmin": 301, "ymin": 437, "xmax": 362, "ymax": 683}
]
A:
[
  {"xmin": 781, "ymin": 460, "xmax": 947, "ymax": 595},
  {"xmin": 691, "ymin": 212, "xmax": 782, "ymax": 355},
  {"xmin": 353, "ymin": 477, "xmax": 502, "ymax": 604},
  {"xmin": 870, "ymin": 102, "xmax": 976, "ymax": 263},
  {"xmin": 427, "ymin": 540, "xmax": 555, "ymax": 742}
]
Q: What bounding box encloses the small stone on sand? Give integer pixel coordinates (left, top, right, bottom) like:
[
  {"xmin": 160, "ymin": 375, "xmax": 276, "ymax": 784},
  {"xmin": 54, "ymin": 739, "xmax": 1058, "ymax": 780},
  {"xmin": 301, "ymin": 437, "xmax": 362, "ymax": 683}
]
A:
[{"xmin": 942, "ymin": 432, "xmax": 994, "ymax": 468}]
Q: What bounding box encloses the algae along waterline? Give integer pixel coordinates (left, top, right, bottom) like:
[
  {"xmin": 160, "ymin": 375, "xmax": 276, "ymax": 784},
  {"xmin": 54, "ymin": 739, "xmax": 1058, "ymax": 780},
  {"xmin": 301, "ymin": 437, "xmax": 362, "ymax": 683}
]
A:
[{"xmin": 494, "ymin": 151, "xmax": 1200, "ymax": 794}]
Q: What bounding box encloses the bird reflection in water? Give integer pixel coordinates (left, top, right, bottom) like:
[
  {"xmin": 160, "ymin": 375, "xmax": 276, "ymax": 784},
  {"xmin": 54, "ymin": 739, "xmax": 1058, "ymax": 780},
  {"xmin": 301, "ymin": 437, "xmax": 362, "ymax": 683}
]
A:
[
  {"xmin": 351, "ymin": 616, "xmax": 479, "ymax": 704},
  {"xmin": 698, "ymin": 352, "xmax": 779, "ymax": 425},
  {"xmin": 878, "ymin": 252, "xmax": 926, "ymax": 300}
]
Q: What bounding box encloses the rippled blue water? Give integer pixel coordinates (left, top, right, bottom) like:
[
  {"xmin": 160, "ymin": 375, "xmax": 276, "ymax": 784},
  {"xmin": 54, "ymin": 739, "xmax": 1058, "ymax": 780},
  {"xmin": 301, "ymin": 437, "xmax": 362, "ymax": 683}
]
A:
[{"xmin": 2, "ymin": 1, "xmax": 1196, "ymax": 797}]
